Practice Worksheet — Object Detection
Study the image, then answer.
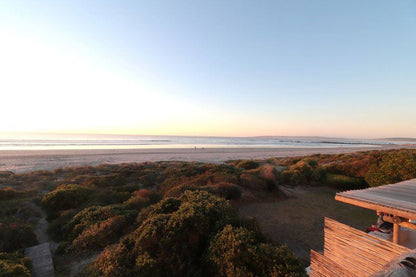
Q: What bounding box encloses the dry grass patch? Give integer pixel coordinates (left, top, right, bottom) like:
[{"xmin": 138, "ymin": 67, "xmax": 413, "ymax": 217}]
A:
[{"xmin": 238, "ymin": 186, "xmax": 375, "ymax": 263}]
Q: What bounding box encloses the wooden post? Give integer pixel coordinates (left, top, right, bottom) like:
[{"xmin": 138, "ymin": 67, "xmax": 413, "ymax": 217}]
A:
[{"xmin": 393, "ymin": 223, "xmax": 400, "ymax": 244}]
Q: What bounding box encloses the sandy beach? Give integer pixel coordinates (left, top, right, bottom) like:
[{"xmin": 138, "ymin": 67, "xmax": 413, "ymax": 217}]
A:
[{"xmin": 1, "ymin": 144, "xmax": 415, "ymax": 174}]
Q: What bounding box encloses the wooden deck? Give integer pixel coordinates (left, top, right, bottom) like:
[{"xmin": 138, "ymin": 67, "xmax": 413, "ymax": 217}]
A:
[{"xmin": 310, "ymin": 218, "xmax": 410, "ymax": 277}]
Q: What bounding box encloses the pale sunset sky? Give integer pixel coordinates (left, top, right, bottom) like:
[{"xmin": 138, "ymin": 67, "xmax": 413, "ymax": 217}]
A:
[{"xmin": 1, "ymin": 1, "xmax": 415, "ymax": 138}]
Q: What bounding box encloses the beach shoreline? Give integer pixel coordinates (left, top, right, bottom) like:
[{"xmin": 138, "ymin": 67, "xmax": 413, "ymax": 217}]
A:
[{"xmin": 1, "ymin": 145, "xmax": 415, "ymax": 173}]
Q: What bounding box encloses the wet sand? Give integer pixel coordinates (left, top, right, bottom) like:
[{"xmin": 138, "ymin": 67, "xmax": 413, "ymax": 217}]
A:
[{"xmin": 0, "ymin": 145, "xmax": 414, "ymax": 173}]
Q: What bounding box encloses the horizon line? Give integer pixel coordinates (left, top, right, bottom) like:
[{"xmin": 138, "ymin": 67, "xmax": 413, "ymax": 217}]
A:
[{"xmin": 0, "ymin": 131, "xmax": 415, "ymax": 141}]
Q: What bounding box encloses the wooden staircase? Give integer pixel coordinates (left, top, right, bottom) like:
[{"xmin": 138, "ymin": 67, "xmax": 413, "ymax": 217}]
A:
[{"xmin": 25, "ymin": 242, "xmax": 55, "ymax": 277}]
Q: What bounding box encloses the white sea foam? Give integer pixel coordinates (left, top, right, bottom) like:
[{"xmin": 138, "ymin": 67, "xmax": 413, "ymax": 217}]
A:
[{"xmin": 0, "ymin": 134, "xmax": 403, "ymax": 151}]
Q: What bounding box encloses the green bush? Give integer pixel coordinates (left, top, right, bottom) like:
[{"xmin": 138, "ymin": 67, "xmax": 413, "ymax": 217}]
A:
[
  {"xmin": 290, "ymin": 171, "xmax": 307, "ymax": 186},
  {"xmin": 209, "ymin": 225, "xmax": 306, "ymax": 277},
  {"xmin": 48, "ymin": 204, "xmax": 138, "ymax": 252},
  {"xmin": 42, "ymin": 184, "xmax": 93, "ymax": 211},
  {"xmin": 163, "ymin": 185, "xmax": 200, "ymax": 198},
  {"xmin": 239, "ymin": 173, "xmax": 269, "ymax": 190},
  {"xmin": 73, "ymin": 215, "xmax": 127, "ymax": 249},
  {"xmin": 80, "ymin": 174, "xmax": 126, "ymax": 188},
  {"xmin": 259, "ymin": 165, "xmax": 278, "ymax": 190},
  {"xmin": 86, "ymin": 191, "xmax": 303, "ymax": 276},
  {"xmin": 94, "ymin": 190, "xmax": 130, "ymax": 205},
  {"xmin": 88, "ymin": 191, "xmax": 239, "ymax": 276},
  {"xmin": 279, "ymin": 159, "xmax": 324, "ymax": 186},
  {"xmin": 0, "ymin": 252, "xmax": 32, "ymax": 277},
  {"xmin": 204, "ymin": 182, "xmax": 242, "ymax": 200},
  {"xmin": 365, "ymin": 150, "xmax": 416, "ymax": 187},
  {"xmin": 124, "ymin": 196, "xmax": 149, "ymax": 210},
  {"xmin": 236, "ymin": 160, "xmax": 260, "ymax": 170},
  {"xmin": 67, "ymin": 205, "xmax": 137, "ymax": 240},
  {"xmin": 279, "ymin": 170, "xmax": 292, "ymax": 185},
  {"xmin": 0, "ymin": 223, "xmax": 37, "ymax": 252},
  {"xmin": 123, "ymin": 189, "xmax": 160, "ymax": 210},
  {"xmin": 48, "ymin": 209, "xmax": 78, "ymax": 241},
  {"xmin": 164, "ymin": 183, "xmax": 242, "ymax": 200},
  {"xmin": 0, "ymin": 188, "xmax": 25, "ymax": 200},
  {"xmin": 83, "ymin": 237, "xmax": 137, "ymax": 277},
  {"xmin": 324, "ymin": 174, "xmax": 366, "ymax": 190}
]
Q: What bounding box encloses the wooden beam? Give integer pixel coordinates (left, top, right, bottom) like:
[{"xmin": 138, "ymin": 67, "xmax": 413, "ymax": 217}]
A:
[
  {"xmin": 382, "ymin": 215, "xmax": 416, "ymax": 231},
  {"xmin": 393, "ymin": 223, "xmax": 400, "ymax": 244},
  {"xmin": 335, "ymin": 194, "xmax": 416, "ymax": 220}
]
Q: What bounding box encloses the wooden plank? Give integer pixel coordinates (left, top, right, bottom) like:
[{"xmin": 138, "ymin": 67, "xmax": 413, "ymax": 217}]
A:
[
  {"xmin": 310, "ymin": 250, "xmax": 355, "ymax": 277},
  {"xmin": 25, "ymin": 242, "xmax": 55, "ymax": 277},
  {"xmin": 323, "ymin": 218, "xmax": 410, "ymax": 276}
]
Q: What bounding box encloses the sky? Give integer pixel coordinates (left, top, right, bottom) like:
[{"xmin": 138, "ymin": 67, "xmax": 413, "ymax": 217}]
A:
[{"xmin": 1, "ymin": 1, "xmax": 415, "ymax": 138}]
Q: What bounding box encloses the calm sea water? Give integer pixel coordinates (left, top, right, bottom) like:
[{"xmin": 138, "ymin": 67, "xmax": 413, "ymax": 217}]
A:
[{"xmin": 0, "ymin": 134, "xmax": 410, "ymax": 150}]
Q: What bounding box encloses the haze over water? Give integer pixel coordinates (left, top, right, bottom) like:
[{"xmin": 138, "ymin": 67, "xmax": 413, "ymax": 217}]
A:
[{"xmin": 0, "ymin": 134, "xmax": 411, "ymax": 151}]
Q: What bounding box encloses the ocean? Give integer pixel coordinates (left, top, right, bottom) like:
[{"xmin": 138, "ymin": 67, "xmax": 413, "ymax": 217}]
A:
[{"xmin": 0, "ymin": 134, "xmax": 410, "ymax": 151}]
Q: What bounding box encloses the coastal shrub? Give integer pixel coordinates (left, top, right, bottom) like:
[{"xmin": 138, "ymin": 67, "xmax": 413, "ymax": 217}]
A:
[
  {"xmin": 0, "ymin": 187, "xmax": 25, "ymax": 200},
  {"xmin": 233, "ymin": 217, "xmax": 266, "ymax": 242},
  {"xmin": 158, "ymin": 163, "xmax": 240, "ymax": 194},
  {"xmin": 279, "ymin": 159, "xmax": 324, "ymax": 186},
  {"xmin": 137, "ymin": 174, "xmax": 156, "ymax": 187},
  {"xmin": 0, "ymin": 252, "xmax": 32, "ymax": 277},
  {"xmin": 237, "ymin": 160, "xmax": 260, "ymax": 170},
  {"xmin": 114, "ymin": 184, "xmax": 143, "ymax": 193},
  {"xmin": 86, "ymin": 190, "xmax": 304, "ymax": 276},
  {"xmin": 83, "ymin": 237, "xmax": 138, "ymax": 277},
  {"xmin": 0, "ymin": 223, "xmax": 37, "ymax": 252},
  {"xmin": 124, "ymin": 196, "xmax": 149, "ymax": 210},
  {"xmin": 160, "ymin": 175, "xmax": 200, "ymax": 193},
  {"xmin": 322, "ymin": 152, "xmax": 378, "ymax": 178},
  {"xmin": 124, "ymin": 189, "xmax": 160, "ymax": 210},
  {"xmin": 204, "ymin": 182, "xmax": 242, "ymax": 200},
  {"xmin": 279, "ymin": 170, "xmax": 292, "ymax": 185},
  {"xmin": 259, "ymin": 165, "xmax": 278, "ymax": 189},
  {"xmin": 73, "ymin": 215, "xmax": 127, "ymax": 249},
  {"xmin": 311, "ymin": 166, "xmax": 325, "ymax": 183},
  {"xmin": 131, "ymin": 189, "xmax": 152, "ymax": 199},
  {"xmin": 365, "ymin": 150, "xmax": 416, "ymax": 187},
  {"xmin": 87, "ymin": 191, "xmax": 240, "ymax": 276},
  {"xmin": 163, "ymin": 185, "xmax": 201, "ymax": 198},
  {"xmin": 42, "ymin": 184, "xmax": 93, "ymax": 211},
  {"xmin": 164, "ymin": 184, "xmax": 242, "ymax": 200},
  {"xmin": 47, "ymin": 204, "xmax": 139, "ymax": 252},
  {"xmin": 209, "ymin": 171, "xmax": 239, "ymax": 184},
  {"xmin": 239, "ymin": 173, "xmax": 269, "ymax": 191},
  {"xmin": 209, "ymin": 225, "xmax": 306, "ymax": 277},
  {"xmin": 0, "ymin": 201, "xmax": 39, "ymax": 223},
  {"xmin": 67, "ymin": 205, "xmax": 137, "ymax": 240},
  {"xmin": 82, "ymin": 174, "xmax": 127, "ymax": 188},
  {"xmin": 324, "ymin": 174, "xmax": 366, "ymax": 190},
  {"xmin": 94, "ymin": 190, "xmax": 130, "ymax": 205},
  {"xmin": 48, "ymin": 209, "xmax": 78, "ymax": 241},
  {"xmin": 0, "ymin": 171, "xmax": 14, "ymax": 178},
  {"xmin": 290, "ymin": 160, "xmax": 313, "ymax": 179}
]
